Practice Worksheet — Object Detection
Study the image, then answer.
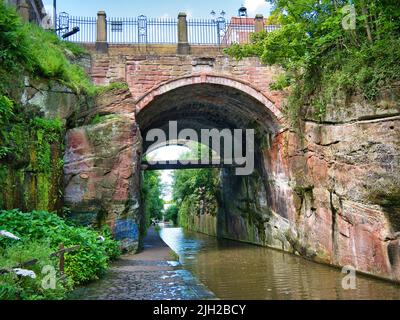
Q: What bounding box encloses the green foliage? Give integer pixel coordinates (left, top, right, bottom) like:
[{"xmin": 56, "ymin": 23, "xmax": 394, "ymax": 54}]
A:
[
  {"xmin": 141, "ymin": 171, "xmax": 164, "ymax": 229},
  {"xmin": 95, "ymin": 82, "xmax": 129, "ymax": 95},
  {"xmin": 90, "ymin": 114, "xmax": 106, "ymax": 125},
  {"xmin": 165, "ymin": 204, "xmax": 179, "ymax": 225},
  {"xmin": 269, "ymin": 74, "xmax": 292, "ymax": 91},
  {"xmin": 90, "ymin": 114, "xmax": 118, "ymax": 125},
  {"xmin": 0, "ymin": 241, "xmax": 72, "ymax": 300},
  {"xmin": 0, "ymin": 1, "xmax": 94, "ymax": 95},
  {"xmin": 0, "ymin": 210, "xmax": 120, "ymax": 287},
  {"xmin": 0, "ymin": 94, "xmax": 13, "ymax": 157},
  {"xmin": 225, "ymin": 0, "xmax": 400, "ymax": 123},
  {"xmin": 30, "ymin": 117, "xmax": 64, "ymax": 172},
  {"xmin": 0, "ymin": 111, "xmax": 66, "ymax": 210},
  {"xmin": 171, "ymin": 145, "xmax": 220, "ymax": 228}
]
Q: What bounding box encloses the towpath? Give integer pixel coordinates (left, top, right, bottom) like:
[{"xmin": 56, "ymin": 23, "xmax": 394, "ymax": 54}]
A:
[{"xmin": 70, "ymin": 227, "xmax": 215, "ymax": 300}]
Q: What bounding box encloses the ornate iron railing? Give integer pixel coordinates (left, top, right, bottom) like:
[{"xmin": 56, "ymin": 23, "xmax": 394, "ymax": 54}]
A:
[
  {"xmin": 57, "ymin": 13, "xmax": 96, "ymax": 43},
  {"xmin": 56, "ymin": 13, "xmax": 280, "ymax": 46},
  {"xmin": 107, "ymin": 16, "xmax": 178, "ymax": 44},
  {"xmin": 222, "ymin": 21, "xmax": 255, "ymax": 45},
  {"xmin": 187, "ymin": 18, "xmax": 226, "ymax": 45}
]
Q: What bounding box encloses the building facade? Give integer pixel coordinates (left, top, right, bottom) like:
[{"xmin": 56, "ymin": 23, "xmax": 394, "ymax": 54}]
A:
[{"xmin": 5, "ymin": 0, "xmax": 46, "ymax": 24}]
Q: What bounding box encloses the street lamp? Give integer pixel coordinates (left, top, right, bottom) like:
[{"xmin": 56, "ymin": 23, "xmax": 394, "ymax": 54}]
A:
[
  {"xmin": 210, "ymin": 10, "xmax": 227, "ymax": 45},
  {"xmin": 210, "ymin": 10, "xmax": 226, "ymax": 21},
  {"xmin": 62, "ymin": 26, "xmax": 80, "ymax": 39}
]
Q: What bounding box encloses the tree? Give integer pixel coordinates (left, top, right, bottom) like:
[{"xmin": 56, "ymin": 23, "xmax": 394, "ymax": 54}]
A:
[
  {"xmin": 227, "ymin": 0, "xmax": 400, "ymax": 123},
  {"xmin": 165, "ymin": 204, "xmax": 179, "ymax": 225},
  {"xmin": 171, "ymin": 144, "xmax": 220, "ymax": 229},
  {"xmin": 141, "ymin": 171, "xmax": 164, "ymax": 228}
]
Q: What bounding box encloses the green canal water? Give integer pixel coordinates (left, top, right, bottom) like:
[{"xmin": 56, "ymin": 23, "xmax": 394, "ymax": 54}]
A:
[{"xmin": 159, "ymin": 227, "xmax": 400, "ymax": 300}]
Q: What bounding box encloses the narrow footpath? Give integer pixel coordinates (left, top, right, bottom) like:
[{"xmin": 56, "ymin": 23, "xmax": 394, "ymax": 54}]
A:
[{"xmin": 70, "ymin": 227, "xmax": 215, "ymax": 300}]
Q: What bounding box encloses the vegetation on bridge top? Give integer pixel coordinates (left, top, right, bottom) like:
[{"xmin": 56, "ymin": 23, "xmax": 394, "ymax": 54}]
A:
[{"xmin": 226, "ymin": 0, "xmax": 400, "ymax": 123}]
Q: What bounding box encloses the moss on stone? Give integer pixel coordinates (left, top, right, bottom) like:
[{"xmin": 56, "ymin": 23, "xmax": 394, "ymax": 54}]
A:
[
  {"xmin": 90, "ymin": 114, "xmax": 119, "ymax": 126},
  {"xmin": 0, "ymin": 112, "xmax": 65, "ymax": 213},
  {"xmin": 95, "ymin": 82, "xmax": 129, "ymax": 96}
]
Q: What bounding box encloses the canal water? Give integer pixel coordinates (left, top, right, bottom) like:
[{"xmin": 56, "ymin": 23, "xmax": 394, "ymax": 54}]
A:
[{"xmin": 159, "ymin": 227, "xmax": 400, "ymax": 300}]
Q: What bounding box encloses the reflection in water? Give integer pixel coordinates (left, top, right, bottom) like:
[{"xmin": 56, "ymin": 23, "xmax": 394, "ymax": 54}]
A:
[{"xmin": 160, "ymin": 227, "xmax": 400, "ymax": 300}]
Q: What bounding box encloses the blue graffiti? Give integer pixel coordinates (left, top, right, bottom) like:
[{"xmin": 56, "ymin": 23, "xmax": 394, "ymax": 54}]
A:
[{"xmin": 114, "ymin": 219, "xmax": 139, "ymax": 241}]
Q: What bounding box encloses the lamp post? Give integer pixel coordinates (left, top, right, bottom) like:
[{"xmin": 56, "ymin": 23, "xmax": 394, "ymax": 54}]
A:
[{"xmin": 210, "ymin": 10, "xmax": 226, "ymax": 46}]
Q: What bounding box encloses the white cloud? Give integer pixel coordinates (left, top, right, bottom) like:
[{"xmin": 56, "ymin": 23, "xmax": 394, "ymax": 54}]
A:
[
  {"xmin": 184, "ymin": 9, "xmax": 193, "ymax": 19},
  {"xmin": 244, "ymin": 0, "xmax": 271, "ymax": 16},
  {"xmin": 159, "ymin": 13, "xmax": 171, "ymax": 19}
]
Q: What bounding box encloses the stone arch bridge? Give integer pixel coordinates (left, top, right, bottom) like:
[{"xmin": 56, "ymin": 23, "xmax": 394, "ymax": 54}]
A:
[{"xmin": 63, "ymin": 14, "xmax": 400, "ymax": 283}]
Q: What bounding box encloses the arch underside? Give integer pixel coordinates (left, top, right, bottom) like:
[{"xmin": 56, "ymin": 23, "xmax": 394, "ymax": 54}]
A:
[
  {"xmin": 134, "ymin": 76, "xmax": 288, "ymax": 252},
  {"xmin": 136, "ymin": 82, "xmax": 282, "ymax": 154}
]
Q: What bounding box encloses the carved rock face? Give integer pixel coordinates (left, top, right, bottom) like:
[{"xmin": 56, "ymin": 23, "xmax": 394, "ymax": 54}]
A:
[
  {"xmin": 64, "ymin": 89, "xmax": 142, "ymax": 252},
  {"xmin": 65, "ymin": 48, "xmax": 399, "ymax": 282}
]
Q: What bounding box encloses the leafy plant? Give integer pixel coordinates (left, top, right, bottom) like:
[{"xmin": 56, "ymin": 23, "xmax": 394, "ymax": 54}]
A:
[
  {"xmin": 141, "ymin": 171, "xmax": 164, "ymax": 230},
  {"xmin": 165, "ymin": 204, "xmax": 179, "ymax": 225},
  {"xmin": 0, "ymin": 210, "xmax": 121, "ymax": 286},
  {"xmin": 170, "ymin": 144, "xmax": 220, "ymax": 228},
  {"xmin": 0, "ymin": 241, "xmax": 72, "ymax": 300},
  {"xmin": 95, "ymin": 82, "xmax": 129, "ymax": 95},
  {"xmin": 0, "ymin": 1, "xmax": 95, "ymax": 96},
  {"xmin": 226, "ymin": 0, "xmax": 400, "ymax": 123}
]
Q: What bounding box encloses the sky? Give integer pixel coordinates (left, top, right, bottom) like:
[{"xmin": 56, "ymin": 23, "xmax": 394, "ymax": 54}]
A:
[
  {"xmin": 147, "ymin": 146, "xmax": 189, "ymax": 203},
  {"xmin": 42, "ymin": 0, "xmax": 272, "ymax": 19}
]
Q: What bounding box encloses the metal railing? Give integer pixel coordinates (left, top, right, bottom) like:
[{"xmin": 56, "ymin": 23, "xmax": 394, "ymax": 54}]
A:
[
  {"xmin": 56, "ymin": 12, "xmax": 280, "ymax": 46},
  {"xmin": 108, "ymin": 16, "xmax": 178, "ymax": 44},
  {"xmin": 187, "ymin": 18, "xmax": 226, "ymax": 45},
  {"xmin": 57, "ymin": 14, "xmax": 96, "ymax": 43},
  {"xmin": 222, "ymin": 22, "xmax": 255, "ymax": 45}
]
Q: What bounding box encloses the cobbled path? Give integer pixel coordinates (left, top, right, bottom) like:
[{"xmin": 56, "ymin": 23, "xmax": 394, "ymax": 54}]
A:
[{"xmin": 70, "ymin": 228, "xmax": 215, "ymax": 300}]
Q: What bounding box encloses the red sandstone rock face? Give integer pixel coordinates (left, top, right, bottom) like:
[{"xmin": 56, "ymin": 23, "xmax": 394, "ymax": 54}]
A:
[
  {"xmin": 64, "ymin": 89, "xmax": 142, "ymax": 252},
  {"xmin": 84, "ymin": 48, "xmax": 400, "ymax": 282},
  {"xmin": 268, "ymin": 115, "xmax": 400, "ymax": 281}
]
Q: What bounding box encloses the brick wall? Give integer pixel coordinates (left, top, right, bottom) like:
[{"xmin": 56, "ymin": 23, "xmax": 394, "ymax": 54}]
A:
[{"xmin": 89, "ymin": 45, "xmax": 285, "ymax": 110}]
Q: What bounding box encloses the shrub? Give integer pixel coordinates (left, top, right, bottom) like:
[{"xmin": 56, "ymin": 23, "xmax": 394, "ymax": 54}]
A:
[
  {"xmin": 165, "ymin": 204, "xmax": 179, "ymax": 225},
  {"xmin": 0, "ymin": 1, "xmax": 95, "ymax": 95},
  {"xmin": 225, "ymin": 1, "xmax": 400, "ymax": 124},
  {"xmin": 0, "ymin": 241, "xmax": 72, "ymax": 300},
  {"xmin": 0, "ymin": 210, "xmax": 121, "ymax": 286}
]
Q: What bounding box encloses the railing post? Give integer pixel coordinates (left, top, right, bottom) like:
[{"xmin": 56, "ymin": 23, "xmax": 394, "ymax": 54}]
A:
[
  {"xmin": 17, "ymin": 0, "xmax": 30, "ymax": 22},
  {"xmin": 96, "ymin": 11, "xmax": 108, "ymax": 53},
  {"xmin": 177, "ymin": 12, "xmax": 190, "ymax": 54},
  {"xmin": 255, "ymin": 14, "xmax": 265, "ymax": 33}
]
